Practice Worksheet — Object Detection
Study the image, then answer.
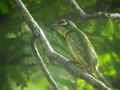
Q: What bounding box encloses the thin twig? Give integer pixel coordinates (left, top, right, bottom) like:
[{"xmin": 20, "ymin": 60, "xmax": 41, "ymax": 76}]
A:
[
  {"xmin": 49, "ymin": 52, "xmax": 111, "ymax": 90},
  {"xmin": 15, "ymin": 0, "xmax": 111, "ymax": 90},
  {"xmin": 68, "ymin": 0, "xmax": 120, "ymax": 19},
  {"xmin": 30, "ymin": 36, "xmax": 59, "ymax": 90},
  {"xmin": 69, "ymin": 0, "xmax": 86, "ymax": 15}
]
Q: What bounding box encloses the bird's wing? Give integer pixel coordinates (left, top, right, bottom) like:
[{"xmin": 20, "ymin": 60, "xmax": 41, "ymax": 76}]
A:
[{"xmin": 65, "ymin": 30, "xmax": 98, "ymax": 70}]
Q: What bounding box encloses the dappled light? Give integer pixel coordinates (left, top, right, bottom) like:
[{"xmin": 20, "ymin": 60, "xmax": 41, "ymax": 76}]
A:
[{"xmin": 0, "ymin": 0, "xmax": 120, "ymax": 90}]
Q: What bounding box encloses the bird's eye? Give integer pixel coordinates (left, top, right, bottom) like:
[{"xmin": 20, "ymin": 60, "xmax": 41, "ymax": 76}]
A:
[
  {"xmin": 57, "ymin": 19, "xmax": 67, "ymax": 25},
  {"xmin": 57, "ymin": 19, "xmax": 65, "ymax": 24}
]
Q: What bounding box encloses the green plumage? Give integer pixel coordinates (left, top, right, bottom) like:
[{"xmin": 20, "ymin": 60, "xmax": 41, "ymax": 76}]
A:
[
  {"xmin": 52, "ymin": 19, "xmax": 98, "ymax": 74},
  {"xmin": 51, "ymin": 19, "xmax": 109, "ymax": 86},
  {"xmin": 65, "ymin": 30, "xmax": 98, "ymax": 73}
]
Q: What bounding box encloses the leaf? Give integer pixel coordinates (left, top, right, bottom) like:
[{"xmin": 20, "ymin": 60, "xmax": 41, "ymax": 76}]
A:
[
  {"xmin": 77, "ymin": 0, "xmax": 96, "ymax": 8},
  {"xmin": 0, "ymin": 1, "xmax": 8, "ymax": 14},
  {"xmin": 101, "ymin": 19, "xmax": 114, "ymax": 40}
]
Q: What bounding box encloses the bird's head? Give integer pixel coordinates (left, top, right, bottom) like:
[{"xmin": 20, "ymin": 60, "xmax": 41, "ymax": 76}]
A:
[{"xmin": 51, "ymin": 19, "xmax": 78, "ymax": 37}]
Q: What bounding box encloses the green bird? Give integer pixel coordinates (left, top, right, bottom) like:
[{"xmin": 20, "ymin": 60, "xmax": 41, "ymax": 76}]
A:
[{"xmin": 51, "ymin": 19, "xmax": 109, "ymax": 85}]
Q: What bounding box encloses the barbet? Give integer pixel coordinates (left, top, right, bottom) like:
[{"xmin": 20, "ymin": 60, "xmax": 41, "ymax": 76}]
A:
[{"xmin": 51, "ymin": 19, "xmax": 109, "ymax": 85}]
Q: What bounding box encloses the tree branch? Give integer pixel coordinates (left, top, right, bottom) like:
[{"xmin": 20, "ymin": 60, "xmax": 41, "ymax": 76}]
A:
[
  {"xmin": 15, "ymin": 0, "xmax": 111, "ymax": 90},
  {"xmin": 30, "ymin": 36, "xmax": 59, "ymax": 90},
  {"xmin": 15, "ymin": 0, "xmax": 59, "ymax": 90},
  {"xmin": 68, "ymin": 0, "xmax": 120, "ymax": 19}
]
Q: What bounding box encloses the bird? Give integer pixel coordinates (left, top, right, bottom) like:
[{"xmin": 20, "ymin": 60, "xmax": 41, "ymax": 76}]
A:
[{"xmin": 51, "ymin": 19, "xmax": 109, "ymax": 85}]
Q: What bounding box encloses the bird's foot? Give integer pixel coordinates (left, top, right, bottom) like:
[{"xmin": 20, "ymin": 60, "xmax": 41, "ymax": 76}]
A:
[
  {"xmin": 65, "ymin": 61, "xmax": 87, "ymax": 75},
  {"xmin": 80, "ymin": 67, "xmax": 87, "ymax": 75}
]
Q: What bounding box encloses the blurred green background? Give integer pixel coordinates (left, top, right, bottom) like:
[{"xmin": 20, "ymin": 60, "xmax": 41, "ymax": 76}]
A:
[{"xmin": 0, "ymin": 0, "xmax": 120, "ymax": 90}]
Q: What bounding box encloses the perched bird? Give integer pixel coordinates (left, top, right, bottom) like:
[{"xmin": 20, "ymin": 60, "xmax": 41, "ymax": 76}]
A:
[{"xmin": 51, "ymin": 19, "xmax": 109, "ymax": 85}]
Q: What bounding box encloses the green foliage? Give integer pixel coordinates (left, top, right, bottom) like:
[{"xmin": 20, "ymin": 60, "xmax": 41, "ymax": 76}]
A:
[
  {"xmin": 0, "ymin": 0, "xmax": 8, "ymax": 14},
  {"xmin": 77, "ymin": 0, "xmax": 96, "ymax": 8},
  {"xmin": 0, "ymin": 0, "xmax": 120, "ymax": 90},
  {"xmin": 0, "ymin": 0, "xmax": 43, "ymax": 14}
]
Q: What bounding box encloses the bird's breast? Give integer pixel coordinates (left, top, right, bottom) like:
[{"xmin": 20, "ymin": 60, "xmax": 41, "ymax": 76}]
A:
[{"xmin": 65, "ymin": 30, "xmax": 98, "ymax": 71}]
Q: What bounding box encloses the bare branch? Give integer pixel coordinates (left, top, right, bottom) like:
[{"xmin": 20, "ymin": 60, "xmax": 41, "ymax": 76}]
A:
[
  {"xmin": 48, "ymin": 52, "xmax": 111, "ymax": 90},
  {"xmin": 30, "ymin": 36, "xmax": 59, "ymax": 90},
  {"xmin": 15, "ymin": 0, "xmax": 111, "ymax": 90},
  {"xmin": 69, "ymin": 0, "xmax": 86, "ymax": 15},
  {"xmin": 15, "ymin": 0, "xmax": 59, "ymax": 90},
  {"xmin": 68, "ymin": 0, "xmax": 120, "ymax": 19}
]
